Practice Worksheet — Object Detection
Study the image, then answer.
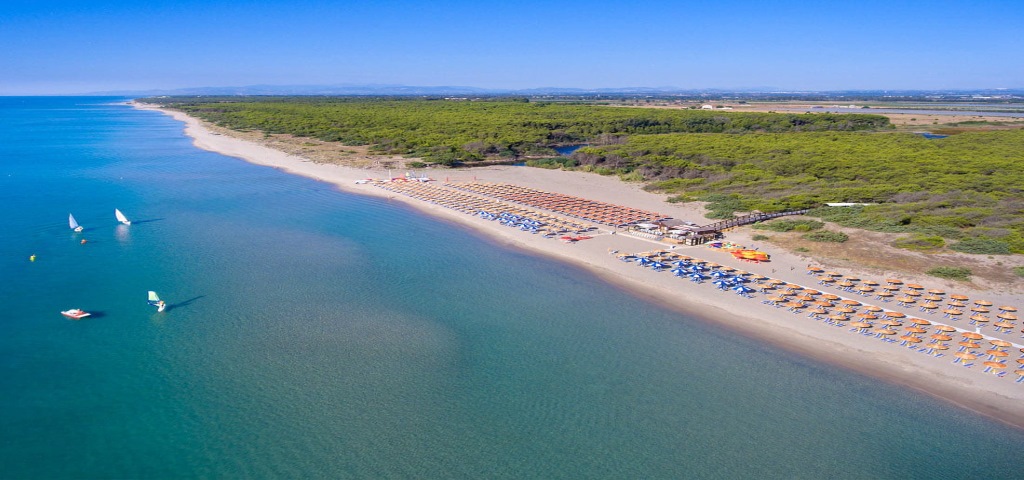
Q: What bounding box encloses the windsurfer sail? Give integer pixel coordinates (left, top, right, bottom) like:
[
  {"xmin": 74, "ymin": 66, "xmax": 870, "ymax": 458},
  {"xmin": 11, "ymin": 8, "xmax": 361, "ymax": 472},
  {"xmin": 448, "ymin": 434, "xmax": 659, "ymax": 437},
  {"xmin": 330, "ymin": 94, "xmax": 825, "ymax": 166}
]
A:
[{"xmin": 148, "ymin": 291, "xmax": 166, "ymax": 312}]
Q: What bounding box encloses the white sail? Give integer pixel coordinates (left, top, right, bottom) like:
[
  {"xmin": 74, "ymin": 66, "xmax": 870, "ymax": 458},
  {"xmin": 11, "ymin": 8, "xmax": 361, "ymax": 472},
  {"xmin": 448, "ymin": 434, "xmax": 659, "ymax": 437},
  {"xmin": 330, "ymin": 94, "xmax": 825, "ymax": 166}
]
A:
[
  {"xmin": 115, "ymin": 208, "xmax": 131, "ymax": 225},
  {"xmin": 147, "ymin": 291, "xmax": 161, "ymax": 304},
  {"xmin": 69, "ymin": 213, "xmax": 83, "ymax": 232}
]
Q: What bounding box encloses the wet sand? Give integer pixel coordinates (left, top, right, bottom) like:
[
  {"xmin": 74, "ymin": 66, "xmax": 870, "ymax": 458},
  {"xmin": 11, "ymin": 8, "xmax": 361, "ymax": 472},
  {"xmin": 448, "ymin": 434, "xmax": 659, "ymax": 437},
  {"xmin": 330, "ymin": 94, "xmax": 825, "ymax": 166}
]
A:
[{"xmin": 134, "ymin": 101, "xmax": 1024, "ymax": 429}]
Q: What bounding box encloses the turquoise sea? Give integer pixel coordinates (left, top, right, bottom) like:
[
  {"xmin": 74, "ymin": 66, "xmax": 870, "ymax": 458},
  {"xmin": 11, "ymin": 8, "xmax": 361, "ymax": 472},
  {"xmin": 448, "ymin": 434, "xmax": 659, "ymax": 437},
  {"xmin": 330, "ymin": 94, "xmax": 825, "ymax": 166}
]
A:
[{"xmin": 1, "ymin": 97, "xmax": 1022, "ymax": 478}]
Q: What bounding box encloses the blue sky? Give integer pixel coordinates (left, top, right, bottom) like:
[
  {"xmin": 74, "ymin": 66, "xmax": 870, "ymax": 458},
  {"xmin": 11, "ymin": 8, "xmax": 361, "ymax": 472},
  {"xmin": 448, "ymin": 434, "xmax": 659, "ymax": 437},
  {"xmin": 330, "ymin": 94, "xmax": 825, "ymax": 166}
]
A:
[{"xmin": 1, "ymin": 0, "xmax": 1021, "ymax": 94}]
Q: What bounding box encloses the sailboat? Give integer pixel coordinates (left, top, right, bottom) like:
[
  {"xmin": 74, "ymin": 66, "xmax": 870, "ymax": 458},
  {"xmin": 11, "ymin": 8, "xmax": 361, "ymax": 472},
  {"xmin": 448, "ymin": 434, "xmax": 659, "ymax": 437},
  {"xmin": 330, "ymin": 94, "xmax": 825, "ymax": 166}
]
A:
[
  {"xmin": 148, "ymin": 291, "xmax": 166, "ymax": 312},
  {"xmin": 69, "ymin": 213, "xmax": 83, "ymax": 232},
  {"xmin": 115, "ymin": 209, "xmax": 131, "ymax": 225}
]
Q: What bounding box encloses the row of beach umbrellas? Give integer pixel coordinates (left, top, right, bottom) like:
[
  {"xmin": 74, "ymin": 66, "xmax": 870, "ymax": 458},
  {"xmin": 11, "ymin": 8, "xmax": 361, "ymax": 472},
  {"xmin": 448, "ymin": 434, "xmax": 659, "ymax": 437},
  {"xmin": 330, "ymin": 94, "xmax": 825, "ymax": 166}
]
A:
[{"xmin": 447, "ymin": 181, "xmax": 667, "ymax": 227}]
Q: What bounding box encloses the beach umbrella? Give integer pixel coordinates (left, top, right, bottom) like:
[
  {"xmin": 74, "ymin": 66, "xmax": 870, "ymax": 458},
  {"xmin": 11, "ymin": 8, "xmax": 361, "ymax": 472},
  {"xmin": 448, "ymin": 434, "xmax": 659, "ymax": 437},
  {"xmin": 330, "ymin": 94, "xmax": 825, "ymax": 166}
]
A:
[
  {"xmin": 982, "ymin": 361, "xmax": 1007, "ymax": 373},
  {"xmin": 821, "ymin": 294, "xmax": 840, "ymax": 300},
  {"xmin": 880, "ymin": 285, "xmax": 900, "ymax": 291},
  {"xmin": 875, "ymin": 292, "xmax": 893, "ymax": 299},
  {"xmin": 994, "ymin": 321, "xmax": 1016, "ymax": 330},
  {"xmin": 807, "ymin": 267, "xmax": 824, "ymax": 273},
  {"xmin": 906, "ymin": 283, "xmax": 924, "ymax": 290},
  {"xmin": 826, "ymin": 271, "xmax": 842, "ymax": 277},
  {"xmin": 927, "ymin": 289, "xmax": 945, "ymax": 295},
  {"xmin": 784, "ymin": 302, "xmax": 806, "ymax": 309},
  {"xmin": 856, "ymin": 286, "xmax": 875, "ymax": 293},
  {"xmin": 953, "ymin": 352, "xmax": 977, "ymax": 363},
  {"xmin": 998, "ymin": 306, "xmax": 1018, "ymax": 312},
  {"xmin": 931, "ymin": 343, "xmax": 950, "ymax": 351},
  {"xmin": 971, "ymin": 306, "xmax": 990, "ymax": 313},
  {"xmin": 733, "ymin": 285, "xmax": 753, "ymax": 294},
  {"xmin": 807, "ymin": 307, "xmax": 828, "ymax": 315},
  {"xmin": 896, "ymin": 296, "xmax": 916, "ymax": 304},
  {"xmin": 900, "ymin": 335, "xmax": 923, "ymax": 345},
  {"xmin": 828, "ymin": 315, "xmax": 849, "ymax": 322},
  {"xmin": 834, "ymin": 306, "xmax": 855, "ymax": 314},
  {"xmin": 990, "ymin": 339, "xmax": 1012, "ymax": 348},
  {"xmin": 986, "ymin": 350, "xmax": 1010, "ymax": 360},
  {"xmin": 863, "ymin": 280, "xmax": 879, "ymax": 286},
  {"xmin": 958, "ymin": 341, "xmax": 981, "ymax": 350},
  {"xmin": 931, "ymin": 334, "xmax": 953, "ymax": 342},
  {"xmin": 997, "ymin": 313, "xmax": 1018, "ymax": 321},
  {"xmin": 671, "ymin": 268, "xmax": 687, "ymax": 276},
  {"xmin": 879, "ymin": 319, "xmax": 903, "ymax": 327},
  {"xmin": 840, "ymin": 299, "xmax": 861, "ymax": 306},
  {"xmin": 850, "ymin": 321, "xmax": 873, "ymax": 331},
  {"xmin": 947, "ymin": 301, "xmax": 967, "ymax": 308},
  {"xmin": 909, "ymin": 318, "xmax": 931, "ymax": 326},
  {"xmin": 922, "ymin": 295, "xmax": 943, "ymax": 302},
  {"xmin": 950, "ymin": 294, "xmax": 969, "ymax": 301},
  {"xmin": 814, "ymin": 300, "xmax": 835, "ymax": 307},
  {"xmin": 1014, "ymin": 370, "xmax": 1024, "ymax": 383},
  {"xmin": 863, "ymin": 305, "xmax": 883, "ymax": 312},
  {"xmin": 975, "ymin": 300, "xmax": 993, "ymax": 306},
  {"xmin": 969, "ymin": 314, "xmax": 990, "ymax": 323},
  {"xmin": 796, "ymin": 294, "xmax": 816, "ymax": 302},
  {"xmin": 934, "ymin": 325, "xmax": 957, "ymax": 332},
  {"xmin": 961, "ymin": 332, "xmax": 984, "ymax": 340},
  {"xmin": 902, "ymin": 290, "xmax": 921, "ymax": 297},
  {"xmin": 876, "ymin": 329, "xmax": 897, "ymax": 336},
  {"xmin": 713, "ymin": 279, "xmax": 731, "ymax": 289},
  {"xmin": 886, "ymin": 279, "xmax": 903, "ymax": 285},
  {"xmin": 855, "ymin": 313, "xmax": 878, "ymax": 320},
  {"xmin": 942, "ymin": 309, "xmax": 963, "ymax": 316},
  {"xmin": 905, "ymin": 326, "xmax": 928, "ymax": 334}
]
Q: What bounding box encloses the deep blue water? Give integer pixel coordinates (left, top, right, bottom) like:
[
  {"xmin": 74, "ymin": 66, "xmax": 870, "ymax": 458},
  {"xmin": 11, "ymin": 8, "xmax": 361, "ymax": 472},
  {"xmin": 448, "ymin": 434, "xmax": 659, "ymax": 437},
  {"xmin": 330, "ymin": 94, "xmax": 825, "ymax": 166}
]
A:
[
  {"xmin": 1, "ymin": 97, "xmax": 1022, "ymax": 478},
  {"xmin": 554, "ymin": 145, "xmax": 584, "ymax": 156}
]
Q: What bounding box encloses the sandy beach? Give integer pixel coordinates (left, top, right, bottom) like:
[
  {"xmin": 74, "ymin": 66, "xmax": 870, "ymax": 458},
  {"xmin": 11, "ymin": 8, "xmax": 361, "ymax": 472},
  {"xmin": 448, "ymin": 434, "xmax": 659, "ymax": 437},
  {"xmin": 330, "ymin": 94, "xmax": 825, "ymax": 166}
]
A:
[{"xmin": 134, "ymin": 101, "xmax": 1024, "ymax": 429}]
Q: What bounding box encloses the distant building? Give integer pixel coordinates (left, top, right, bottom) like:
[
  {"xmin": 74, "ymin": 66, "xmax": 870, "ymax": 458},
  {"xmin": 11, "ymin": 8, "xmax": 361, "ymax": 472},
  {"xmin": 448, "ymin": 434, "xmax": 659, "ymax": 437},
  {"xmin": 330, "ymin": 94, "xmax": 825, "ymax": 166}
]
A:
[{"xmin": 701, "ymin": 104, "xmax": 714, "ymax": 110}]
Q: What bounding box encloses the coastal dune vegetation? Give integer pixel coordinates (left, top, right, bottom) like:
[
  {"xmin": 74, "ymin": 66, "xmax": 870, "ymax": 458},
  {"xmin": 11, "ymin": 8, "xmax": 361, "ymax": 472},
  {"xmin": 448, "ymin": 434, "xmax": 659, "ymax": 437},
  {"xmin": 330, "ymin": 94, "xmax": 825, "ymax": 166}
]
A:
[{"xmin": 145, "ymin": 97, "xmax": 1024, "ymax": 254}]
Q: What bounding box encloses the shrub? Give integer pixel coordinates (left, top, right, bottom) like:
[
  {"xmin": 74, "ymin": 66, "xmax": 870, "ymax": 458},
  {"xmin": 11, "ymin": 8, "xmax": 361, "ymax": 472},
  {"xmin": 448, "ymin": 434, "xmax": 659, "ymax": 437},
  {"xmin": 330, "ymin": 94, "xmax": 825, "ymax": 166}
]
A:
[
  {"xmin": 926, "ymin": 267, "xmax": 972, "ymax": 281},
  {"xmin": 802, "ymin": 230, "xmax": 849, "ymax": 243},
  {"xmin": 949, "ymin": 237, "xmax": 1011, "ymax": 255},
  {"xmin": 795, "ymin": 247, "xmax": 810, "ymax": 252},
  {"xmin": 892, "ymin": 235, "xmax": 945, "ymax": 252},
  {"xmin": 753, "ymin": 219, "xmax": 824, "ymax": 232},
  {"xmin": 407, "ymin": 161, "xmax": 427, "ymax": 168},
  {"xmin": 1014, "ymin": 266, "xmax": 1024, "ymax": 278},
  {"xmin": 752, "ymin": 234, "xmax": 769, "ymax": 241}
]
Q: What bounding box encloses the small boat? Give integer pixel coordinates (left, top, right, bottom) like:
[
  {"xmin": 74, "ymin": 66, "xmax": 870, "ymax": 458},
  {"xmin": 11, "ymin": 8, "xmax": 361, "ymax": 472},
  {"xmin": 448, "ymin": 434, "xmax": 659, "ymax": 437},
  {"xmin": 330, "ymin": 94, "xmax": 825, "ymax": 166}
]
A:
[
  {"xmin": 148, "ymin": 291, "xmax": 166, "ymax": 312},
  {"xmin": 69, "ymin": 213, "xmax": 83, "ymax": 232},
  {"xmin": 115, "ymin": 209, "xmax": 131, "ymax": 225},
  {"xmin": 61, "ymin": 309, "xmax": 91, "ymax": 320}
]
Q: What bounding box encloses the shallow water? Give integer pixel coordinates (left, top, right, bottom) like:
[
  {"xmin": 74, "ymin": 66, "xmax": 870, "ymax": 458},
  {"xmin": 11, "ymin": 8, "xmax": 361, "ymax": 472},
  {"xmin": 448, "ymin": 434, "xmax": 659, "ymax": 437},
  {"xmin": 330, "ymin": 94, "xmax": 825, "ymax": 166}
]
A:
[{"xmin": 1, "ymin": 97, "xmax": 1021, "ymax": 478}]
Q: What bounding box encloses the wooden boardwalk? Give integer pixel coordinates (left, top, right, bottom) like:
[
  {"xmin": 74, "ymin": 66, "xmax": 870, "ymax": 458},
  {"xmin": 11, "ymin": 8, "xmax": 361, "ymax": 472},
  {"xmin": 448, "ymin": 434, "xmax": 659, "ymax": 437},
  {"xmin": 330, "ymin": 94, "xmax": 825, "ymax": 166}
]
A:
[{"xmin": 699, "ymin": 209, "xmax": 812, "ymax": 233}]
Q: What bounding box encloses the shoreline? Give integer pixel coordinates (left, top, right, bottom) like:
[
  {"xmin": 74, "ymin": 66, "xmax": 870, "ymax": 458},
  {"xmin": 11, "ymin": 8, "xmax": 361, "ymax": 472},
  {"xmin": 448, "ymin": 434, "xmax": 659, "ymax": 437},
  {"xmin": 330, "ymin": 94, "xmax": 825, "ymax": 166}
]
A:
[{"xmin": 132, "ymin": 101, "xmax": 1024, "ymax": 429}]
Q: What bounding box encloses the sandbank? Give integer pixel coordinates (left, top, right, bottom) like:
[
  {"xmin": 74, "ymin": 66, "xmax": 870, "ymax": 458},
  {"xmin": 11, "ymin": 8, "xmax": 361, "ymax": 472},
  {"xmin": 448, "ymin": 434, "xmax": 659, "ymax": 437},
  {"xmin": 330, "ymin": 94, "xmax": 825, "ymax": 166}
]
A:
[{"xmin": 133, "ymin": 101, "xmax": 1024, "ymax": 429}]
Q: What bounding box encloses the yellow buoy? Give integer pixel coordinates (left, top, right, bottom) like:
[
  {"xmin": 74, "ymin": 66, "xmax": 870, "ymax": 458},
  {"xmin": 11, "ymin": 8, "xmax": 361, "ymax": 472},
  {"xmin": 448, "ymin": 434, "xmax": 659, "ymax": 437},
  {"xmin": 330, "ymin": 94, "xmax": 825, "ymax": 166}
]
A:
[{"xmin": 30, "ymin": 254, "xmax": 36, "ymax": 262}]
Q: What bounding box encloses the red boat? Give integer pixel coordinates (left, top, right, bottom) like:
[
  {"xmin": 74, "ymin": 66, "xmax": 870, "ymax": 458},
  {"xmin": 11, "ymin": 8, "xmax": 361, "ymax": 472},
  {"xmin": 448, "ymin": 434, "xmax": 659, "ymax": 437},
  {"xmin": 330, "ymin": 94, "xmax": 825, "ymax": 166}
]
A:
[{"xmin": 61, "ymin": 309, "xmax": 91, "ymax": 320}]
